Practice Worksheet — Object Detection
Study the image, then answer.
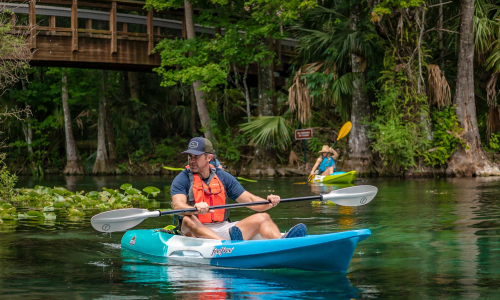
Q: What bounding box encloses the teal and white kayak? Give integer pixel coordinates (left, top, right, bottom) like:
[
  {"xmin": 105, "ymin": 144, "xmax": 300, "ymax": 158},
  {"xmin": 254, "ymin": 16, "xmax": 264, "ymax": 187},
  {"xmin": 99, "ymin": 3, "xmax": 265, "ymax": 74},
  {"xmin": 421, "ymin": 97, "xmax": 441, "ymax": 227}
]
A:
[
  {"xmin": 309, "ymin": 171, "xmax": 357, "ymax": 184},
  {"xmin": 121, "ymin": 228, "xmax": 371, "ymax": 272}
]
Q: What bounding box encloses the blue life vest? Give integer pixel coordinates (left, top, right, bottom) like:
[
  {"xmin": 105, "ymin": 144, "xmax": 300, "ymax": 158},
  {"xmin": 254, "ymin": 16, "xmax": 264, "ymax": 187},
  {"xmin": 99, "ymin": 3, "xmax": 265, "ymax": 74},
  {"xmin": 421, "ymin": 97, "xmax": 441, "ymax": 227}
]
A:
[
  {"xmin": 319, "ymin": 156, "xmax": 335, "ymax": 173},
  {"xmin": 210, "ymin": 158, "xmax": 221, "ymax": 168}
]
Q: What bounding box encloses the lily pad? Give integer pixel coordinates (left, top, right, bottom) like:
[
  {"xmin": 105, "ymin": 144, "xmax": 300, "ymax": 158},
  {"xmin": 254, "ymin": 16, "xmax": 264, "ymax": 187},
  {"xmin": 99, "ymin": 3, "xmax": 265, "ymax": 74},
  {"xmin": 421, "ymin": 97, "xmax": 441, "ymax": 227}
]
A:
[
  {"xmin": 124, "ymin": 188, "xmax": 141, "ymax": 196},
  {"xmin": 120, "ymin": 183, "xmax": 132, "ymax": 191},
  {"xmin": 143, "ymin": 186, "xmax": 161, "ymax": 197},
  {"xmin": 67, "ymin": 208, "xmax": 84, "ymax": 216},
  {"xmin": 43, "ymin": 206, "xmax": 54, "ymax": 212},
  {"xmin": 29, "ymin": 191, "xmax": 40, "ymax": 197},
  {"xmin": 102, "ymin": 188, "xmax": 117, "ymax": 196},
  {"xmin": 43, "ymin": 212, "xmax": 57, "ymax": 220},
  {"xmin": 26, "ymin": 210, "xmax": 42, "ymax": 217},
  {"xmin": 1, "ymin": 214, "xmax": 15, "ymax": 220}
]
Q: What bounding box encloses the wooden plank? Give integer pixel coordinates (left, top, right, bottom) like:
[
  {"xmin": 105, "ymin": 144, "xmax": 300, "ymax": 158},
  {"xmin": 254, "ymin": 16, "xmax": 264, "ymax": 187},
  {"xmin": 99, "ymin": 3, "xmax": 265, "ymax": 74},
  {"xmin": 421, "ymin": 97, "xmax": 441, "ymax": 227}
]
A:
[
  {"xmin": 85, "ymin": 19, "xmax": 92, "ymax": 37},
  {"xmin": 29, "ymin": 0, "xmax": 36, "ymax": 48},
  {"xmin": 79, "ymin": 29, "xmax": 111, "ymax": 34},
  {"xmin": 147, "ymin": 9, "xmax": 154, "ymax": 55},
  {"xmin": 38, "ymin": 27, "xmax": 73, "ymax": 32},
  {"xmin": 122, "ymin": 22, "xmax": 128, "ymax": 33},
  {"xmin": 110, "ymin": 1, "xmax": 117, "ymax": 53},
  {"xmin": 71, "ymin": 0, "xmax": 78, "ymax": 51},
  {"xmin": 49, "ymin": 15, "xmax": 56, "ymax": 35},
  {"xmin": 35, "ymin": 0, "xmax": 186, "ymax": 15},
  {"xmin": 32, "ymin": 35, "xmax": 162, "ymax": 67}
]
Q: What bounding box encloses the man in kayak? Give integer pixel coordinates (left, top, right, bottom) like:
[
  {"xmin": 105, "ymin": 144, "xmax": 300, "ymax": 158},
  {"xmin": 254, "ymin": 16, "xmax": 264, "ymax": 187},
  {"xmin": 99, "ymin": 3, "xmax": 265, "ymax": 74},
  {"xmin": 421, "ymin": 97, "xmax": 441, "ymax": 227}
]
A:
[
  {"xmin": 171, "ymin": 137, "xmax": 306, "ymax": 241},
  {"xmin": 310, "ymin": 145, "xmax": 339, "ymax": 176}
]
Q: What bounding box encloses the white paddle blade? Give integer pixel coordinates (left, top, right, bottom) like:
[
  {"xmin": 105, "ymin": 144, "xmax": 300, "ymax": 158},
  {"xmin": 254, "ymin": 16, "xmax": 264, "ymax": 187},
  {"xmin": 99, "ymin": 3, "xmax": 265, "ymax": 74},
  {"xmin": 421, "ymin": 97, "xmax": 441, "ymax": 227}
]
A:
[
  {"xmin": 321, "ymin": 185, "xmax": 378, "ymax": 206},
  {"xmin": 91, "ymin": 208, "xmax": 160, "ymax": 233}
]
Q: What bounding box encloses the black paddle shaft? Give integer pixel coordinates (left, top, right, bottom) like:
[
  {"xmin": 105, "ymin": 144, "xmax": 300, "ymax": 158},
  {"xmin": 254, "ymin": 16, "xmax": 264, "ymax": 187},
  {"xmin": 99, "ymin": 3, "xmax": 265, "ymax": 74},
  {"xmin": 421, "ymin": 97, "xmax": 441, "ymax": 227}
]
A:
[{"xmin": 159, "ymin": 195, "xmax": 323, "ymax": 216}]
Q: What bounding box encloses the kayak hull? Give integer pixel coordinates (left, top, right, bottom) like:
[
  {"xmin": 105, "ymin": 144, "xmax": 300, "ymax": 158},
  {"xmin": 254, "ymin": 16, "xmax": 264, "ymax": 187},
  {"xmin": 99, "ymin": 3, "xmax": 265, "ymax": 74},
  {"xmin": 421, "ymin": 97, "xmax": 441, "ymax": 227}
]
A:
[
  {"xmin": 121, "ymin": 228, "xmax": 371, "ymax": 272},
  {"xmin": 310, "ymin": 171, "xmax": 357, "ymax": 184}
]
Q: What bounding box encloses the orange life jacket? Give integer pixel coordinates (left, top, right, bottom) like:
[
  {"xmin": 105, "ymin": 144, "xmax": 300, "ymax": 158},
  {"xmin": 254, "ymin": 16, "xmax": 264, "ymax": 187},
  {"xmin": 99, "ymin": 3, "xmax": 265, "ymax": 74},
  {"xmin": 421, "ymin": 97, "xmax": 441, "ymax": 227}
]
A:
[{"xmin": 186, "ymin": 166, "xmax": 229, "ymax": 223}]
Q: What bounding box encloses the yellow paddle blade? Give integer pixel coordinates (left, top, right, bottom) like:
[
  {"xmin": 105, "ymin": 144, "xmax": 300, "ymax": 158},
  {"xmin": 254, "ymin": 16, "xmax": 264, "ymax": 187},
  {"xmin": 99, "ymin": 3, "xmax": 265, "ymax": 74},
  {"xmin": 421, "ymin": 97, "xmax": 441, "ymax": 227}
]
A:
[
  {"xmin": 163, "ymin": 166, "xmax": 184, "ymax": 171},
  {"xmin": 307, "ymin": 174, "xmax": 314, "ymax": 183},
  {"xmin": 337, "ymin": 121, "xmax": 352, "ymax": 140}
]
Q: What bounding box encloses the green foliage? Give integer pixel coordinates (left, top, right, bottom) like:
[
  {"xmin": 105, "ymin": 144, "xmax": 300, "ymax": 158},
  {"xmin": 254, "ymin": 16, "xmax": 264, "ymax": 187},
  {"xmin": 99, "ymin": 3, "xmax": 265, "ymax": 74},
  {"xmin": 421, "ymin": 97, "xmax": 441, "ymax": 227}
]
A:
[
  {"xmin": 0, "ymin": 183, "xmax": 163, "ymax": 224},
  {"xmin": 369, "ymin": 66, "xmax": 430, "ymax": 170},
  {"xmin": 154, "ymin": 37, "xmax": 229, "ymax": 92},
  {"xmin": 488, "ymin": 133, "xmax": 500, "ymax": 152},
  {"xmin": 213, "ymin": 127, "xmax": 245, "ymax": 162},
  {"xmin": 240, "ymin": 116, "xmax": 292, "ymax": 150},
  {"xmin": 373, "ymin": 0, "xmax": 425, "ymax": 17},
  {"xmin": 420, "ymin": 106, "xmax": 464, "ymax": 167},
  {"xmin": 0, "ymin": 163, "xmax": 17, "ymax": 201}
]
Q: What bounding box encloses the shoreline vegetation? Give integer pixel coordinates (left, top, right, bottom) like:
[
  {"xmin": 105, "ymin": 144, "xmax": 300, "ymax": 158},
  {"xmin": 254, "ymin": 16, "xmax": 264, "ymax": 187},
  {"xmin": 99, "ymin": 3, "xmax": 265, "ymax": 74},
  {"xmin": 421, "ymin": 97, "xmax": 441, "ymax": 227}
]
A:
[{"xmin": 3, "ymin": 1, "xmax": 500, "ymax": 180}]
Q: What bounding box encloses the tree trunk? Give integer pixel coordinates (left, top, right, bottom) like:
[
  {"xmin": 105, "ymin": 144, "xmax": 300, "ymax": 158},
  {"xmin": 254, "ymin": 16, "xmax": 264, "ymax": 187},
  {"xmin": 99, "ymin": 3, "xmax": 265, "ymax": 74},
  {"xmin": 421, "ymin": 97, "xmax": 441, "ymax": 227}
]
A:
[
  {"xmin": 20, "ymin": 80, "xmax": 33, "ymax": 156},
  {"xmin": 128, "ymin": 71, "xmax": 139, "ymax": 100},
  {"xmin": 446, "ymin": 0, "xmax": 500, "ymax": 176},
  {"xmin": 257, "ymin": 53, "xmax": 274, "ymax": 117},
  {"xmin": 105, "ymin": 95, "xmax": 117, "ymax": 165},
  {"xmin": 61, "ymin": 69, "xmax": 84, "ymax": 175},
  {"xmin": 343, "ymin": 3, "xmax": 373, "ymax": 176},
  {"xmin": 93, "ymin": 70, "xmax": 112, "ymax": 174},
  {"xmin": 184, "ymin": 0, "xmax": 214, "ymax": 141},
  {"xmin": 438, "ymin": 0, "xmax": 444, "ymax": 71},
  {"xmin": 190, "ymin": 85, "xmax": 197, "ymax": 136},
  {"xmin": 248, "ymin": 40, "xmax": 277, "ymax": 175}
]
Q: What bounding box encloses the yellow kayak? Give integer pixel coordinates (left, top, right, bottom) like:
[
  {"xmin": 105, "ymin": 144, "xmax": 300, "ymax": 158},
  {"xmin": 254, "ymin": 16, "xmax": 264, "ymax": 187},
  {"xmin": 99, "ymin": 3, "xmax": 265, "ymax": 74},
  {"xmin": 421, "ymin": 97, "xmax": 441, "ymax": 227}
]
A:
[{"xmin": 308, "ymin": 171, "xmax": 357, "ymax": 184}]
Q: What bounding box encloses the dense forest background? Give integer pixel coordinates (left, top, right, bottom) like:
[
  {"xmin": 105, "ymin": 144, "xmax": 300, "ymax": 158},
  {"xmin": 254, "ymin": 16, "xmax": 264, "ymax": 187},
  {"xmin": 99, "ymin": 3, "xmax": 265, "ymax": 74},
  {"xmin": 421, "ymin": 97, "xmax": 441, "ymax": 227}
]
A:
[{"xmin": 2, "ymin": 0, "xmax": 500, "ymax": 178}]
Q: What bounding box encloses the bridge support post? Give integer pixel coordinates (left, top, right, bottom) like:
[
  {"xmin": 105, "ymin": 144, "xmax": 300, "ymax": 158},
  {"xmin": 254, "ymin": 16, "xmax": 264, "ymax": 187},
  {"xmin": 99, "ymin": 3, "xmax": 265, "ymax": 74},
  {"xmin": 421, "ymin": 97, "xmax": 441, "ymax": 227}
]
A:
[
  {"xmin": 29, "ymin": 0, "xmax": 36, "ymax": 48},
  {"xmin": 147, "ymin": 9, "xmax": 154, "ymax": 55},
  {"xmin": 49, "ymin": 16, "xmax": 56, "ymax": 35},
  {"xmin": 110, "ymin": 1, "xmax": 117, "ymax": 53},
  {"xmin": 71, "ymin": 0, "xmax": 78, "ymax": 51},
  {"xmin": 85, "ymin": 19, "xmax": 92, "ymax": 37}
]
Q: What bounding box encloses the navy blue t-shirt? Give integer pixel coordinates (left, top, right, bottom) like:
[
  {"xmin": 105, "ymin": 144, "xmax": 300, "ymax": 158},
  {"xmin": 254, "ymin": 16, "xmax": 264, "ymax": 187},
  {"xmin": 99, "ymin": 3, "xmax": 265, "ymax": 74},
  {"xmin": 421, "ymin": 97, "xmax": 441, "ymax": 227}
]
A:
[{"xmin": 170, "ymin": 169, "xmax": 246, "ymax": 201}]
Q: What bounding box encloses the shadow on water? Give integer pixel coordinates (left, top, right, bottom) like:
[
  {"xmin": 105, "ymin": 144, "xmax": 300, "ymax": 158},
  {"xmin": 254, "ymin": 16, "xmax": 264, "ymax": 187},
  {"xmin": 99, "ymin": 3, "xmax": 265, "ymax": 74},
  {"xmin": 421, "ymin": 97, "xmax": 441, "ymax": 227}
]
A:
[{"xmin": 120, "ymin": 249, "xmax": 359, "ymax": 299}]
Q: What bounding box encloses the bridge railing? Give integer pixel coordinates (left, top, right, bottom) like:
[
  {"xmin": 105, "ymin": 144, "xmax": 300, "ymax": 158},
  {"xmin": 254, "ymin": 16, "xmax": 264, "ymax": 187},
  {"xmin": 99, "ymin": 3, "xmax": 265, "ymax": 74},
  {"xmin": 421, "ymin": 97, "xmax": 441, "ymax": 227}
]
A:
[{"xmin": 3, "ymin": 1, "xmax": 294, "ymax": 69}]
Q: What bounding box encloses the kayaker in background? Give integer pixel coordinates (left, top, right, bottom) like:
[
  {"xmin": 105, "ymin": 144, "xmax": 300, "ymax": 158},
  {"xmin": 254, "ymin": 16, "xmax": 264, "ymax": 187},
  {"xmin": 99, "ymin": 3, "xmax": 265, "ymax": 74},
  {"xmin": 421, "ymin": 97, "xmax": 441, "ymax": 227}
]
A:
[
  {"xmin": 210, "ymin": 149, "xmax": 224, "ymax": 170},
  {"xmin": 310, "ymin": 145, "xmax": 339, "ymax": 176},
  {"xmin": 170, "ymin": 137, "xmax": 306, "ymax": 241}
]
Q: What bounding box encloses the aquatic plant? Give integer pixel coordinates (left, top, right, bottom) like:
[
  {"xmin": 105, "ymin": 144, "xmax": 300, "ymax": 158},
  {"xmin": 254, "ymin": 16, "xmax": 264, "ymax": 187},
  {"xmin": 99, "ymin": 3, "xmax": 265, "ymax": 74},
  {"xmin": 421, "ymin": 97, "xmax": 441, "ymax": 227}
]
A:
[{"xmin": 0, "ymin": 184, "xmax": 162, "ymax": 224}]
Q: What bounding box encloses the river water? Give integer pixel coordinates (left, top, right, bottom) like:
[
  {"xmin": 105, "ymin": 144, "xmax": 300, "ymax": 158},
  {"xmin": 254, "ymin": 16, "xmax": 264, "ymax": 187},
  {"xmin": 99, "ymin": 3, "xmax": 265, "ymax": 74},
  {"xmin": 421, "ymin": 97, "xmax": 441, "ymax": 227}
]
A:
[{"xmin": 1, "ymin": 175, "xmax": 500, "ymax": 299}]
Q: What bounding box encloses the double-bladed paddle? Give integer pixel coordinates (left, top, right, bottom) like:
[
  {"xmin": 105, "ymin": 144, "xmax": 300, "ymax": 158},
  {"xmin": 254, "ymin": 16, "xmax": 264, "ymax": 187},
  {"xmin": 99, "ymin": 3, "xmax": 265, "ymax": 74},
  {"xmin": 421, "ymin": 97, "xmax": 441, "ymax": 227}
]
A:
[
  {"xmin": 163, "ymin": 166, "xmax": 258, "ymax": 183},
  {"xmin": 90, "ymin": 185, "xmax": 377, "ymax": 233}
]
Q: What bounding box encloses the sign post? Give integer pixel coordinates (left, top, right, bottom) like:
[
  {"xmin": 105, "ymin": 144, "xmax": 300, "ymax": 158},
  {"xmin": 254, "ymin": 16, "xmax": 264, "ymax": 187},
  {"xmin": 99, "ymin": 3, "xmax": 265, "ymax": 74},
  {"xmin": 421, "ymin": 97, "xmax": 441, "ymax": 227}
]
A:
[{"xmin": 295, "ymin": 129, "xmax": 313, "ymax": 165}]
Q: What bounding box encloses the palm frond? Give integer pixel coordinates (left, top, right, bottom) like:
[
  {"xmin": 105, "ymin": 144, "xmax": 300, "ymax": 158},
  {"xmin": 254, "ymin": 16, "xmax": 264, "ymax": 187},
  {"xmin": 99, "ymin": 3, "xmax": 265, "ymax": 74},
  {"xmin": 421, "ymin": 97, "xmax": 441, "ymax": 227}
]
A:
[{"xmin": 239, "ymin": 116, "xmax": 291, "ymax": 150}]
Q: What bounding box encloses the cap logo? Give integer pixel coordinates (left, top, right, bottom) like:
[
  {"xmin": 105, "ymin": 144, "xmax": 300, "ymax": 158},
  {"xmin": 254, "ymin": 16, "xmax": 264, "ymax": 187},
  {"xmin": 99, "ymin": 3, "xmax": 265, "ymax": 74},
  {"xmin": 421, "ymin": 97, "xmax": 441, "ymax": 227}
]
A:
[{"xmin": 189, "ymin": 141, "xmax": 199, "ymax": 148}]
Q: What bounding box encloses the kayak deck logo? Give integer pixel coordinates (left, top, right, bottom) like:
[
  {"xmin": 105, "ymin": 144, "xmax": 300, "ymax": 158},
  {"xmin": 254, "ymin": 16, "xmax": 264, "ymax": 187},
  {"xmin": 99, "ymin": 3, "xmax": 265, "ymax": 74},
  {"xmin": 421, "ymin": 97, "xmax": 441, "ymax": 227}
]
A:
[
  {"xmin": 130, "ymin": 235, "xmax": 136, "ymax": 246},
  {"xmin": 212, "ymin": 247, "xmax": 234, "ymax": 256}
]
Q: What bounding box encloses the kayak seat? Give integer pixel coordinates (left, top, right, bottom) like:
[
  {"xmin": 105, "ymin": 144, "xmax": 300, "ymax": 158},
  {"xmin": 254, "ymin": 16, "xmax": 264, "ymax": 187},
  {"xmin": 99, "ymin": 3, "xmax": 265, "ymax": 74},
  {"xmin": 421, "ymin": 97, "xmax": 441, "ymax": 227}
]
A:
[
  {"xmin": 229, "ymin": 226, "xmax": 244, "ymax": 241},
  {"xmin": 281, "ymin": 223, "xmax": 307, "ymax": 239}
]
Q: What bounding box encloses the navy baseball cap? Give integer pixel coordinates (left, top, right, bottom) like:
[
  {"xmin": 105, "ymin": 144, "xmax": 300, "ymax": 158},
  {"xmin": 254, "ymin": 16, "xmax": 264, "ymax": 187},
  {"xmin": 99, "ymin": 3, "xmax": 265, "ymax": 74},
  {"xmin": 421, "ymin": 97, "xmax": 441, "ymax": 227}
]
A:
[{"xmin": 182, "ymin": 137, "xmax": 214, "ymax": 155}]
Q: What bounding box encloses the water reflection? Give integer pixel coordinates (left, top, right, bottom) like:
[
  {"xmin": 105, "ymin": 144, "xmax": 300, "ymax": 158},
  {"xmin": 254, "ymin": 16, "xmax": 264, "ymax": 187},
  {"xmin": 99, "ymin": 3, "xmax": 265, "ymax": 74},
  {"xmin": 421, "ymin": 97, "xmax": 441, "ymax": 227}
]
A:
[{"xmin": 121, "ymin": 250, "xmax": 358, "ymax": 299}]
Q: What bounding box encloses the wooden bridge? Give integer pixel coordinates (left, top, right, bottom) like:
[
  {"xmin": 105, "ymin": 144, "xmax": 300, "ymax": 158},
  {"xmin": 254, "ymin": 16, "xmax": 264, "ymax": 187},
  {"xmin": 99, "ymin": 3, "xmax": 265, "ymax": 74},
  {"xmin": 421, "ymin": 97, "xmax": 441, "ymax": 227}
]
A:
[{"xmin": 4, "ymin": 1, "xmax": 295, "ymax": 73}]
